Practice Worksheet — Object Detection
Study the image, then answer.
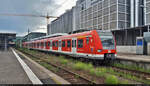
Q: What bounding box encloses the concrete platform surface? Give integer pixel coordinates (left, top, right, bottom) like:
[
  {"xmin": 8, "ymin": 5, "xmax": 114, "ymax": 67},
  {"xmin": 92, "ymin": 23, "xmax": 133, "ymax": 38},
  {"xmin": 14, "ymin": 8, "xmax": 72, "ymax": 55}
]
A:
[
  {"xmin": 117, "ymin": 53, "xmax": 150, "ymax": 63},
  {"xmin": 0, "ymin": 50, "xmax": 31, "ymax": 84},
  {"xmin": 16, "ymin": 50, "xmax": 56, "ymax": 84}
]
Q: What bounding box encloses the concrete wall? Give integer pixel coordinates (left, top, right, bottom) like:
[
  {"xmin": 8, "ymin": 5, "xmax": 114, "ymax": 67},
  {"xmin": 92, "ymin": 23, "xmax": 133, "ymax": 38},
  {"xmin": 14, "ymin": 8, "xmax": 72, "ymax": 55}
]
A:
[
  {"xmin": 148, "ymin": 43, "xmax": 150, "ymax": 55},
  {"xmin": 48, "ymin": 8, "xmax": 74, "ymax": 35},
  {"xmin": 117, "ymin": 46, "xmax": 136, "ymax": 54}
]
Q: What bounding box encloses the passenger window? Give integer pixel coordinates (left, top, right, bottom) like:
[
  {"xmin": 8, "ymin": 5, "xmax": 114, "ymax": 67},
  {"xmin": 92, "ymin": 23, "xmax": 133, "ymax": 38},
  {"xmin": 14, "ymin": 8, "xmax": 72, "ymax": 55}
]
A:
[
  {"xmin": 78, "ymin": 39, "xmax": 83, "ymax": 48},
  {"xmin": 62, "ymin": 41, "xmax": 65, "ymax": 47},
  {"xmin": 56, "ymin": 41, "xmax": 58, "ymax": 47},
  {"xmin": 86, "ymin": 37, "xmax": 89, "ymax": 44},
  {"xmin": 67, "ymin": 40, "xmax": 71, "ymax": 47},
  {"xmin": 52, "ymin": 42, "xmax": 55, "ymax": 47},
  {"xmin": 48, "ymin": 42, "xmax": 50, "ymax": 47}
]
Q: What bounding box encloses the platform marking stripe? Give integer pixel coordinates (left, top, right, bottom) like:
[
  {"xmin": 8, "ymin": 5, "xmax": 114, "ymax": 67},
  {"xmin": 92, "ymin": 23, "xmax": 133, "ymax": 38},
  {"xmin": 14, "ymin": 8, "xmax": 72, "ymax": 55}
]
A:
[{"xmin": 12, "ymin": 49, "xmax": 43, "ymax": 84}]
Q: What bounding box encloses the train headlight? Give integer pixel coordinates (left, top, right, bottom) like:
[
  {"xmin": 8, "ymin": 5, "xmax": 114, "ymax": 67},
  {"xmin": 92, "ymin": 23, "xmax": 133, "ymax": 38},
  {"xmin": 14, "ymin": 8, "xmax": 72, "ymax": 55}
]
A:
[{"xmin": 97, "ymin": 49, "xmax": 102, "ymax": 52}]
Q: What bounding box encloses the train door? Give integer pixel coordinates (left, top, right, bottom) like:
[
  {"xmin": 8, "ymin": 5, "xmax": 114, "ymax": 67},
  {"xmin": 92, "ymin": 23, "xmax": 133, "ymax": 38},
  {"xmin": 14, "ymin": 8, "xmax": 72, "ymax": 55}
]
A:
[
  {"xmin": 44, "ymin": 41, "xmax": 46, "ymax": 50},
  {"xmin": 50, "ymin": 40, "xmax": 52, "ymax": 51},
  {"xmin": 85, "ymin": 36, "xmax": 90, "ymax": 54},
  {"xmin": 72, "ymin": 38, "xmax": 77, "ymax": 54},
  {"xmin": 89, "ymin": 35, "xmax": 95, "ymax": 55},
  {"xmin": 58, "ymin": 40, "xmax": 61, "ymax": 52}
]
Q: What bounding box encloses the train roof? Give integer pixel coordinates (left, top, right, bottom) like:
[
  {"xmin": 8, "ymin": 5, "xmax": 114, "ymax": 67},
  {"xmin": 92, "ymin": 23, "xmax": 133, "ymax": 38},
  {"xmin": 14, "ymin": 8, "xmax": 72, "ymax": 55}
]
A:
[
  {"xmin": 26, "ymin": 30, "xmax": 112, "ymax": 43},
  {"xmin": 31, "ymin": 33, "xmax": 69, "ymax": 41}
]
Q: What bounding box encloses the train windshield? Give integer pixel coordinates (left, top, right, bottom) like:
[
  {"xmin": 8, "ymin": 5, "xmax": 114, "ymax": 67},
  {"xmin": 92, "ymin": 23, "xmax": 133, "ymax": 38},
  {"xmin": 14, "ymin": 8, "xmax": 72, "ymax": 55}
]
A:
[{"xmin": 97, "ymin": 30, "xmax": 115, "ymax": 50}]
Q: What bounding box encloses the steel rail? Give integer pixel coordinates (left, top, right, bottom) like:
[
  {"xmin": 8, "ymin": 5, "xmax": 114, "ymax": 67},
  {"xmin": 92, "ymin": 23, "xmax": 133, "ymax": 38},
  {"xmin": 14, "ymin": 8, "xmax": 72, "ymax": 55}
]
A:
[{"xmin": 19, "ymin": 49, "xmax": 97, "ymax": 84}]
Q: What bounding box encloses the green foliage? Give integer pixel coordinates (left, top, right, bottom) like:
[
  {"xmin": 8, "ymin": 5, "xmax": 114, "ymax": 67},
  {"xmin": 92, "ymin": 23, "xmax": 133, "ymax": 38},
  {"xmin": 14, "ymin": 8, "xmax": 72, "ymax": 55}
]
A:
[
  {"xmin": 89, "ymin": 68, "xmax": 95, "ymax": 75},
  {"xmin": 95, "ymin": 68, "xmax": 107, "ymax": 77},
  {"xmin": 40, "ymin": 62, "xmax": 52, "ymax": 70},
  {"xmin": 73, "ymin": 62, "xmax": 93, "ymax": 71},
  {"xmin": 85, "ymin": 63, "xmax": 93, "ymax": 71},
  {"xmin": 59, "ymin": 55, "xmax": 65, "ymax": 58},
  {"xmin": 89, "ymin": 67, "xmax": 107, "ymax": 77},
  {"xmin": 105, "ymin": 75, "xmax": 119, "ymax": 84},
  {"xmin": 107, "ymin": 68, "xmax": 115, "ymax": 73},
  {"xmin": 113, "ymin": 63, "xmax": 150, "ymax": 74},
  {"xmin": 73, "ymin": 62, "xmax": 86, "ymax": 70},
  {"xmin": 60, "ymin": 59, "xmax": 69, "ymax": 65},
  {"xmin": 75, "ymin": 75, "xmax": 80, "ymax": 79},
  {"xmin": 119, "ymin": 80, "xmax": 129, "ymax": 84}
]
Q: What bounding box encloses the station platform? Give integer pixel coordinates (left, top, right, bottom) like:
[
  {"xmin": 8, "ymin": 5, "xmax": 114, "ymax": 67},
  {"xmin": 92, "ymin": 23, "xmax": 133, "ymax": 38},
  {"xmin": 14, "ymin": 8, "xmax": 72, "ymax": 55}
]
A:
[
  {"xmin": 0, "ymin": 49, "xmax": 31, "ymax": 84},
  {"xmin": 0, "ymin": 48, "xmax": 69, "ymax": 84},
  {"xmin": 117, "ymin": 53, "xmax": 150, "ymax": 63}
]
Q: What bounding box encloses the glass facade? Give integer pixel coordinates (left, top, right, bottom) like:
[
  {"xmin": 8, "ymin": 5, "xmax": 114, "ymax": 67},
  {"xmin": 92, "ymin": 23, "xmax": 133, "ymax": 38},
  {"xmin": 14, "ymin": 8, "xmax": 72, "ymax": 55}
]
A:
[
  {"xmin": 50, "ymin": 9, "xmax": 73, "ymax": 34},
  {"xmin": 79, "ymin": 0, "xmax": 130, "ymax": 30},
  {"xmin": 146, "ymin": 0, "xmax": 150, "ymax": 25},
  {"xmin": 48, "ymin": 0, "xmax": 149, "ymax": 35}
]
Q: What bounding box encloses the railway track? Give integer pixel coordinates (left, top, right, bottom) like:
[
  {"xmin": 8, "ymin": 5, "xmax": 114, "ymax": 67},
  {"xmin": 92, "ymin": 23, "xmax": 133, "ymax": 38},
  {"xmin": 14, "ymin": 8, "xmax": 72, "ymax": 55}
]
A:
[
  {"xmin": 110, "ymin": 66, "xmax": 150, "ymax": 80},
  {"xmin": 18, "ymin": 49, "xmax": 97, "ymax": 84},
  {"xmin": 77, "ymin": 57, "xmax": 150, "ymax": 81},
  {"xmin": 17, "ymin": 49, "xmax": 150, "ymax": 83}
]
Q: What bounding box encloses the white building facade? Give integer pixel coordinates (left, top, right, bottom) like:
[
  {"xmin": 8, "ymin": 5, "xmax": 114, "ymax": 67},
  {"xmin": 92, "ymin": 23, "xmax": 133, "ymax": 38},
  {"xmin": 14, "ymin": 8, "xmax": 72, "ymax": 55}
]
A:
[
  {"xmin": 145, "ymin": 0, "xmax": 150, "ymax": 25},
  {"xmin": 130, "ymin": 0, "xmax": 145, "ymax": 27},
  {"xmin": 78, "ymin": 0, "xmax": 130, "ymax": 30},
  {"xmin": 48, "ymin": 0, "xmax": 150, "ymax": 35}
]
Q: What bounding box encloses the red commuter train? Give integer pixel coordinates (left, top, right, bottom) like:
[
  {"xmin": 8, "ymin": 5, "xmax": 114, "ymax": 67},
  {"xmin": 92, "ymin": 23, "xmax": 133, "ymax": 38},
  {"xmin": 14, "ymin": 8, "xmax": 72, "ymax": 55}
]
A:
[{"xmin": 23, "ymin": 30, "xmax": 117, "ymax": 60}]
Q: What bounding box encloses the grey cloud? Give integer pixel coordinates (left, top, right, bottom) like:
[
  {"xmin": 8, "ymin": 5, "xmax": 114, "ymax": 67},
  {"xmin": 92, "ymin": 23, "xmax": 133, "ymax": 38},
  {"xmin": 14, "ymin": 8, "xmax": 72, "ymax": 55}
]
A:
[{"xmin": 0, "ymin": 0, "xmax": 76, "ymax": 36}]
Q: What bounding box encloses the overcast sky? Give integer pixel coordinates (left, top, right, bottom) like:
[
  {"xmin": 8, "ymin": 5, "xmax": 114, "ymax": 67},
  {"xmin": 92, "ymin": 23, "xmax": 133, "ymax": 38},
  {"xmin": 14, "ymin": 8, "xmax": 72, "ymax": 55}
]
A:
[{"xmin": 0, "ymin": 0, "xmax": 77, "ymax": 36}]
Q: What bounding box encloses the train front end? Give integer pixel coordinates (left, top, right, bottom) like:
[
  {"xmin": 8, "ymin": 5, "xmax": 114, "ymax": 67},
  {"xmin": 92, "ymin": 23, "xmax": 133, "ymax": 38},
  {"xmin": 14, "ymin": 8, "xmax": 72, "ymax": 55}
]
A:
[{"xmin": 96, "ymin": 30, "xmax": 117, "ymax": 60}]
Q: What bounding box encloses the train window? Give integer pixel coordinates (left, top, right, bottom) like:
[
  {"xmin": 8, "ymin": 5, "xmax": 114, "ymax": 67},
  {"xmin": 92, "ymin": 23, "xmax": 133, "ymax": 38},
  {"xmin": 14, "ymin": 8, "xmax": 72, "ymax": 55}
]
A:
[
  {"xmin": 86, "ymin": 37, "xmax": 90, "ymax": 44},
  {"xmin": 56, "ymin": 41, "xmax": 58, "ymax": 47},
  {"xmin": 62, "ymin": 41, "xmax": 65, "ymax": 47},
  {"xmin": 48, "ymin": 42, "xmax": 50, "ymax": 47},
  {"xmin": 67, "ymin": 40, "xmax": 71, "ymax": 47},
  {"xmin": 52, "ymin": 42, "xmax": 55, "ymax": 47},
  {"xmin": 78, "ymin": 39, "xmax": 83, "ymax": 48}
]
